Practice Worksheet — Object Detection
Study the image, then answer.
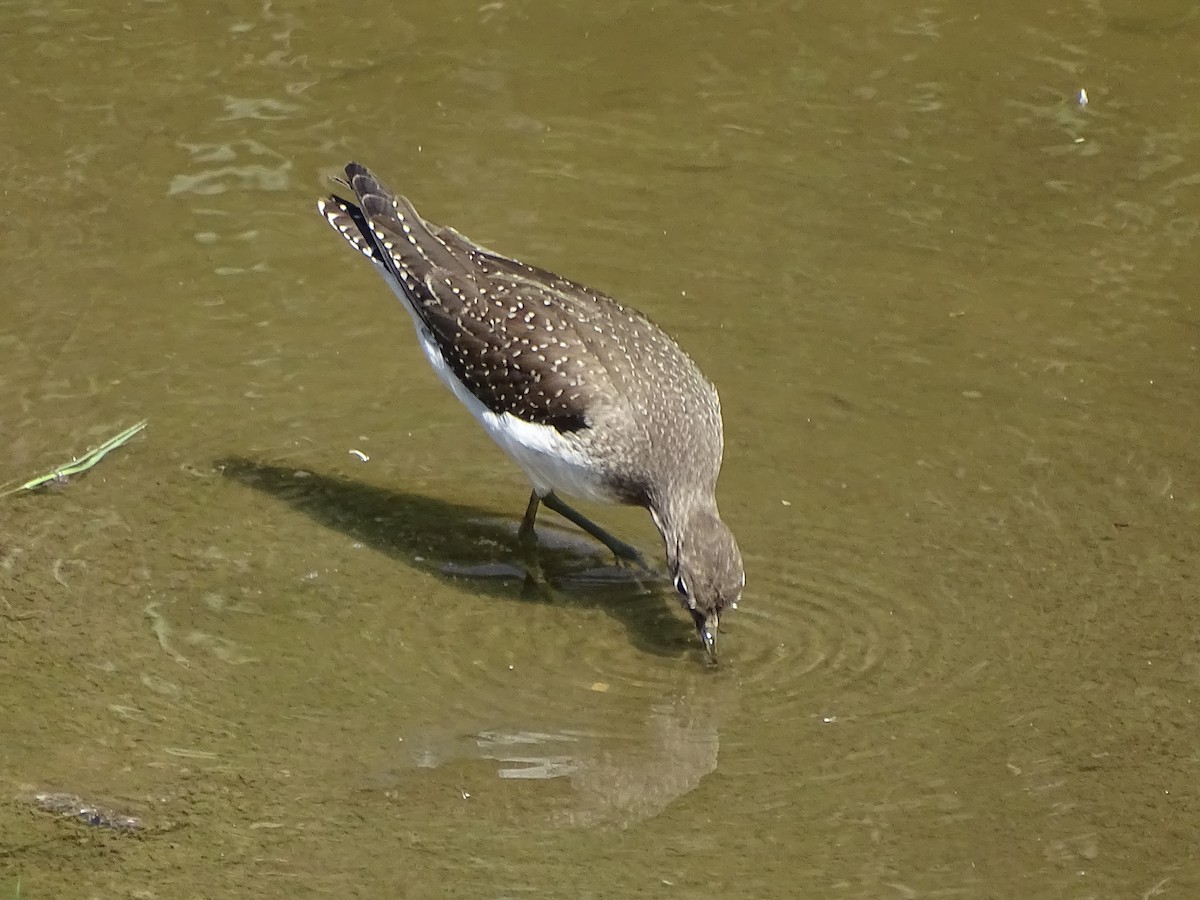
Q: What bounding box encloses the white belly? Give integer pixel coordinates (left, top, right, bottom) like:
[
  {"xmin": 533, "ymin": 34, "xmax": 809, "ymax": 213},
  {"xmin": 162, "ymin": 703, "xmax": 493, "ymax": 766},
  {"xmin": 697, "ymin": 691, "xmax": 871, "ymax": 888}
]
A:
[{"xmin": 379, "ymin": 266, "xmax": 618, "ymax": 505}]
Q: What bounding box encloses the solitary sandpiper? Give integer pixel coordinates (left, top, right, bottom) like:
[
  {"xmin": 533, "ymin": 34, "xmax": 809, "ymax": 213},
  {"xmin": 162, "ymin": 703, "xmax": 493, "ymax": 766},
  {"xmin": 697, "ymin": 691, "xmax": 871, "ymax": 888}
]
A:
[{"xmin": 317, "ymin": 163, "xmax": 744, "ymax": 656}]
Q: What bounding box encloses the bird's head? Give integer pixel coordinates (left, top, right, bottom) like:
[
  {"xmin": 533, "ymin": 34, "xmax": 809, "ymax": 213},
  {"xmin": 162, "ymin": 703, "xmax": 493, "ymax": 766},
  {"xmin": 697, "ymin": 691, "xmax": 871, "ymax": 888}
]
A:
[{"xmin": 662, "ymin": 507, "xmax": 744, "ymax": 660}]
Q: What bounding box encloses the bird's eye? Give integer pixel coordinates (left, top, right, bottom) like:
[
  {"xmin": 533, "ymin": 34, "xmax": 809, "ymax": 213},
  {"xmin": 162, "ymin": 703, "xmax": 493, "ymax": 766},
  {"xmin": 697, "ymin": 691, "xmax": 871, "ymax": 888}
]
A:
[{"xmin": 673, "ymin": 574, "xmax": 689, "ymax": 599}]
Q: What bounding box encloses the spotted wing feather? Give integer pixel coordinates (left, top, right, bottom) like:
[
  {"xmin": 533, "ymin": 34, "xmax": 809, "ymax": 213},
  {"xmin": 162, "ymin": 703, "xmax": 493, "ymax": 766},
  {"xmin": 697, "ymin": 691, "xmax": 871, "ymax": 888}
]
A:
[{"xmin": 320, "ymin": 164, "xmax": 612, "ymax": 433}]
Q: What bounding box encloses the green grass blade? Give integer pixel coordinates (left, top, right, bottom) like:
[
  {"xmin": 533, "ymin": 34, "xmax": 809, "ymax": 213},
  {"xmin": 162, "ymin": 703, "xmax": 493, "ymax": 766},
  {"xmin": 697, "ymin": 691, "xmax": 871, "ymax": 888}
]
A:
[{"xmin": 1, "ymin": 419, "xmax": 148, "ymax": 497}]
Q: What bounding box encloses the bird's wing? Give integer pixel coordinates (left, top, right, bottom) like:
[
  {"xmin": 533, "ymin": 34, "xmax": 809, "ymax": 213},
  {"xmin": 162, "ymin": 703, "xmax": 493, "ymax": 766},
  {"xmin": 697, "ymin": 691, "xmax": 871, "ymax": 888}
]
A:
[{"xmin": 319, "ymin": 163, "xmax": 618, "ymax": 432}]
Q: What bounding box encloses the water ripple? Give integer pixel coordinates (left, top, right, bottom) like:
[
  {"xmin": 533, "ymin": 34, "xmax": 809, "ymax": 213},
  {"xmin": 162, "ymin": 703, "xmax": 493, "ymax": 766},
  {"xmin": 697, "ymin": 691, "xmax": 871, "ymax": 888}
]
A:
[{"xmin": 731, "ymin": 528, "xmax": 976, "ymax": 724}]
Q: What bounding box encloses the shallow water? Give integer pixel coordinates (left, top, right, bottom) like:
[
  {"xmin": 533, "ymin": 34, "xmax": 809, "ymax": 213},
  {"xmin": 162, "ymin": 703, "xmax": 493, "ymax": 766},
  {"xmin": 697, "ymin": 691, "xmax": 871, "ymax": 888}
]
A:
[{"xmin": 2, "ymin": 1, "xmax": 1199, "ymax": 897}]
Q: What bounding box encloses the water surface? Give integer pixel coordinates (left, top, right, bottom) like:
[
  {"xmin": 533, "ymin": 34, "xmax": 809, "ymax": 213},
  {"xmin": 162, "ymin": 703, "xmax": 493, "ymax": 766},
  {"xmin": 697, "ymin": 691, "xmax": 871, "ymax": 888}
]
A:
[{"xmin": 2, "ymin": 1, "xmax": 1198, "ymax": 897}]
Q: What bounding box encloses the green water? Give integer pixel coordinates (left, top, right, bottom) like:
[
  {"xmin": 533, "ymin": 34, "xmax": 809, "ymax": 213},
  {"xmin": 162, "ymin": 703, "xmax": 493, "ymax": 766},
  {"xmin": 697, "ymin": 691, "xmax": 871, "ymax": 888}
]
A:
[{"xmin": 2, "ymin": 1, "xmax": 1198, "ymax": 896}]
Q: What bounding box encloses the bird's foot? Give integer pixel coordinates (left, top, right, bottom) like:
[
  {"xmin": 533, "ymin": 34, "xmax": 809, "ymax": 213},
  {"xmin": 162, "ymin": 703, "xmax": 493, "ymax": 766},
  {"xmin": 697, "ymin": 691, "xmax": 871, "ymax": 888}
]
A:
[{"xmin": 607, "ymin": 540, "xmax": 651, "ymax": 573}]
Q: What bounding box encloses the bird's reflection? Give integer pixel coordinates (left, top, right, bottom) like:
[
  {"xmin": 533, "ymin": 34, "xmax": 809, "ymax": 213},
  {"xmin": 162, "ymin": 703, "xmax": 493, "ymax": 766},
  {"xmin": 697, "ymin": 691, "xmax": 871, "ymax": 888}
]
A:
[
  {"xmin": 218, "ymin": 456, "xmax": 733, "ymax": 824},
  {"xmin": 398, "ymin": 679, "xmax": 731, "ymax": 828}
]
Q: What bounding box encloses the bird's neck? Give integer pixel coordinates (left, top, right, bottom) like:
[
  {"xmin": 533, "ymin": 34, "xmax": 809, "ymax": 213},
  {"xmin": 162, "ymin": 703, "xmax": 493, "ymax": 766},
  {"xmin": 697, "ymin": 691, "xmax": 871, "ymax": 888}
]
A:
[{"xmin": 648, "ymin": 488, "xmax": 720, "ymax": 565}]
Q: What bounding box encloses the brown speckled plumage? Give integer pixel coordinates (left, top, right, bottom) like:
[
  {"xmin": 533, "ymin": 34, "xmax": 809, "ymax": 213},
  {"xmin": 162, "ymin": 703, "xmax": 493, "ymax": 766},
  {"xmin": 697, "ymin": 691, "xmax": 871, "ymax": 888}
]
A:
[{"xmin": 318, "ymin": 162, "xmax": 744, "ymax": 656}]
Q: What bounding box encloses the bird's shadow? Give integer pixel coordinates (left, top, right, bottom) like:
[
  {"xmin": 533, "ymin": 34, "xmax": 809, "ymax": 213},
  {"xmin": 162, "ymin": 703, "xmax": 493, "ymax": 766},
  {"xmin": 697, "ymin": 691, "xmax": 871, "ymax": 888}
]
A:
[{"xmin": 215, "ymin": 457, "xmax": 695, "ymax": 657}]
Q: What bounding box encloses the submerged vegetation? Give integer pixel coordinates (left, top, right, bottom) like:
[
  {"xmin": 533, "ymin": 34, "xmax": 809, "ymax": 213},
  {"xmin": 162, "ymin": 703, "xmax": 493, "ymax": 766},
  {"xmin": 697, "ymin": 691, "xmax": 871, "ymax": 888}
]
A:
[{"xmin": 1, "ymin": 420, "xmax": 147, "ymax": 498}]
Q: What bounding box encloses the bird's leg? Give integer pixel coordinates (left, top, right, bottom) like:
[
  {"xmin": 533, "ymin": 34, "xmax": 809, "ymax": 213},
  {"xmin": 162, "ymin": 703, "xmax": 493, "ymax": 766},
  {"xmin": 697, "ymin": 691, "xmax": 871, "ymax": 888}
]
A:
[
  {"xmin": 518, "ymin": 491, "xmax": 541, "ymax": 547},
  {"xmin": 540, "ymin": 491, "xmax": 649, "ymax": 569},
  {"xmin": 515, "ymin": 491, "xmax": 554, "ymax": 593}
]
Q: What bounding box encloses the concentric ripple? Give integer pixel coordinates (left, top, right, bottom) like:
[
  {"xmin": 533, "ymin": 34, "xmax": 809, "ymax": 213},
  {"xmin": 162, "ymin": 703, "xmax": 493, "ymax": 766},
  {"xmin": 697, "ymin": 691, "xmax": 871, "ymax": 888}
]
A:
[{"xmin": 729, "ymin": 525, "xmax": 982, "ymax": 724}]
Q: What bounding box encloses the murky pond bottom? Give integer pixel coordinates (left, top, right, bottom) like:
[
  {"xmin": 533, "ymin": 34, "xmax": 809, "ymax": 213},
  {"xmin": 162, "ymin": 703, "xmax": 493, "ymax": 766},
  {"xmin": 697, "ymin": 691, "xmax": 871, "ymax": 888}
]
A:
[
  {"xmin": 4, "ymin": 429, "xmax": 1196, "ymax": 897},
  {"xmin": 3, "ymin": 0, "xmax": 1200, "ymax": 896}
]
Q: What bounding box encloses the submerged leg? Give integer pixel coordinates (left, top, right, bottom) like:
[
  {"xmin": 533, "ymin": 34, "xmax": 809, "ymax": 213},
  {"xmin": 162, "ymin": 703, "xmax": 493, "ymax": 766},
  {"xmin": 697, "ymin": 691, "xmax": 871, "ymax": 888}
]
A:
[
  {"xmin": 540, "ymin": 491, "xmax": 647, "ymax": 567},
  {"xmin": 515, "ymin": 490, "xmax": 552, "ymax": 595},
  {"xmin": 518, "ymin": 491, "xmax": 541, "ymax": 547}
]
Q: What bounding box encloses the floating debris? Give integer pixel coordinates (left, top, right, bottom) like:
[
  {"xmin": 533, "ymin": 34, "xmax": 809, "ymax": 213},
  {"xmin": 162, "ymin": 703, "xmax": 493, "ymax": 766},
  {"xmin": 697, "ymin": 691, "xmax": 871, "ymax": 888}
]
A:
[
  {"xmin": 1, "ymin": 420, "xmax": 147, "ymax": 497},
  {"xmin": 25, "ymin": 791, "xmax": 144, "ymax": 832}
]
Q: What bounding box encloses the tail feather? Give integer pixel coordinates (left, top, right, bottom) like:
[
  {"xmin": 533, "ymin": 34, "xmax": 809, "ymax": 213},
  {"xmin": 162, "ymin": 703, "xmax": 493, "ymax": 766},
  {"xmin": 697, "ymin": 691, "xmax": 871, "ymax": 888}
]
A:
[
  {"xmin": 317, "ymin": 192, "xmax": 380, "ymax": 263},
  {"xmin": 341, "ymin": 163, "xmax": 464, "ymax": 277}
]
